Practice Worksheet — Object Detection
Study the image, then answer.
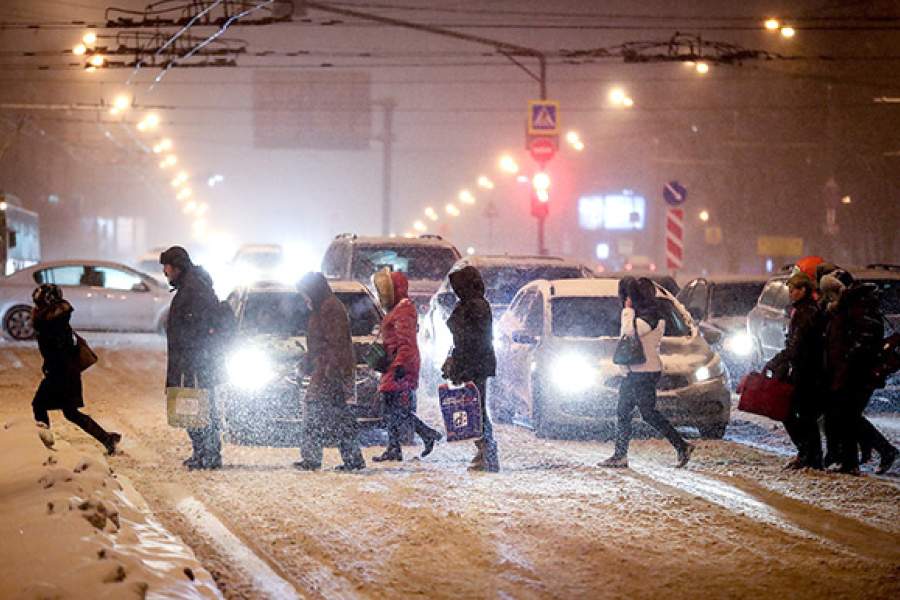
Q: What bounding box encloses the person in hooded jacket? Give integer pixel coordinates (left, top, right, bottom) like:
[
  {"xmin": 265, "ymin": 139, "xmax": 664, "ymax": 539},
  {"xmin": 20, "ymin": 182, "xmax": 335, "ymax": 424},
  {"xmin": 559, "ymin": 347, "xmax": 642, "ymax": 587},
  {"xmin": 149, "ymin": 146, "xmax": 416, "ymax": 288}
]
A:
[
  {"xmin": 600, "ymin": 277, "xmax": 693, "ymax": 468},
  {"xmin": 823, "ymin": 277, "xmax": 897, "ymax": 475},
  {"xmin": 371, "ymin": 269, "xmax": 443, "ymax": 462},
  {"xmin": 294, "ymin": 272, "xmax": 366, "ymax": 472},
  {"xmin": 442, "ymin": 265, "xmax": 500, "ymax": 472},
  {"xmin": 764, "ymin": 272, "xmax": 825, "ymax": 470},
  {"xmin": 160, "ymin": 246, "xmax": 222, "ymax": 470},
  {"xmin": 31, "ymin": 284, "xmax": 121, "ymax": 455}
]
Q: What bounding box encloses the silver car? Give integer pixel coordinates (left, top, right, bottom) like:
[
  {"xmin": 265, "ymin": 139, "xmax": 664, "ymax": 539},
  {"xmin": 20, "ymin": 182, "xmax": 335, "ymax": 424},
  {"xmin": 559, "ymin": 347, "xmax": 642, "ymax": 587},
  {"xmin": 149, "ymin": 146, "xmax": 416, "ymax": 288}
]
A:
[
  {"xmin": 494, "ymin": 278, "xmax": 731, "ymax": 439},
  {"xmin": 0, "ymin": 259, "xmax": 171, "ymax": 340}
]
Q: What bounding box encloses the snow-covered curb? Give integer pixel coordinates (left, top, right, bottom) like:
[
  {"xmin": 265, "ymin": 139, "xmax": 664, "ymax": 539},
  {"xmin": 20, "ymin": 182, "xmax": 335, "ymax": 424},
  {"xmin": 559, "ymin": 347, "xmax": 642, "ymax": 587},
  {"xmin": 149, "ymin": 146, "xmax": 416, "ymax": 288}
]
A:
[{"xmin": 0, "ymin": 418, "xmax": 222, "ymax": 599}]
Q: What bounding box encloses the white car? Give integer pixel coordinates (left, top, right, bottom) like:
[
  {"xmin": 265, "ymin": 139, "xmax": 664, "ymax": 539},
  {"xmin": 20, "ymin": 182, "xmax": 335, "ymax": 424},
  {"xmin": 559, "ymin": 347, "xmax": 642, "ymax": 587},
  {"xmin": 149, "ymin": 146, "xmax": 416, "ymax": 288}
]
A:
[
  {"xmin": 493, "ymin": 278, "xmax": 731, "ymax": 438},
  {"xmin": 0, "ymin": 260, "xmax": 171, "ymax": 340}
]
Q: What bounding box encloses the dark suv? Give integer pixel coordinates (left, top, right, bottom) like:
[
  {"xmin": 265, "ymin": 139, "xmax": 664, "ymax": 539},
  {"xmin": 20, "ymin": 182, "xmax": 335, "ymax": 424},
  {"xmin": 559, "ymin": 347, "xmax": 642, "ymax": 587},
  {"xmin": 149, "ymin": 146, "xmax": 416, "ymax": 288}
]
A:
[
  {"xmin": 747, "ymin": 265, "xmax": 900, "ymax": 408},
  {"xmin": 321, "ymin": 234, "xmax": 461, "ymax": 315}
]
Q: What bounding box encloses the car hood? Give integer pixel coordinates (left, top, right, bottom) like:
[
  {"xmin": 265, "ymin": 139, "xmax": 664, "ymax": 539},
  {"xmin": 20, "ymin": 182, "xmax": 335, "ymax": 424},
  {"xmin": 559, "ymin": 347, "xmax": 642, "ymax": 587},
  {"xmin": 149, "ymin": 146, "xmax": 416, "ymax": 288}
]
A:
[{"xmin": 536, "ymin": 335, "xmax": 715, "ymax": 375}]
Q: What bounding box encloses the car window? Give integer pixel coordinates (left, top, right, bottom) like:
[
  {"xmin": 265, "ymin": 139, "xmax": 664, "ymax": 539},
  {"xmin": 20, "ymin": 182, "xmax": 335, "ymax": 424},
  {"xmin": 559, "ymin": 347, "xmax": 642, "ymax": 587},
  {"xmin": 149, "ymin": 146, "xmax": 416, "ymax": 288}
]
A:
[
  {"xmin": 658, "ymin": 298, "xmax": 692, "ymax": 337},
  {"xmin": 510, "ymin": 291, "xmax": 537, "ymax": 325},
  {"xmin": 551, "ymin": 297, "xmax": 621, "ymax": 337},
  {"xmin": 685, "ymin": 281, "xmax": 708, "ymax": 318},
  {"xmin": 677, "ymin": 281, "xmax": 696, "ymax": 308},
  {"xmin": 351, "ymin": 245, "xmax": 458, "ymax": 282},
  {"xmin": 96, "ymin": 267, "xmax": 143, "ymax": 291},
  {"xmin": 33, "ymin": 265, "xmax": 86, "ymax": 286},
  {"xmin": 335, "ymin": 291, "xmax": 382, "ymax": 336},
  {"xmin": 480, "ymin": 265, "xmax": 585, "ymax": 305},
  {"xmin": 523, "ymin": 292, "xmax": 544, "ymax": 335},
  {"xmin": 242, "ymin": 292, "xmax": 311, "ymax": 336},
  {"xmin": 709, "ymin": 282, "xmax": 767, "ymax": 317},
  {"xmin": 759, "ymin": 281, "xmax": 788, "ymax": 309}
]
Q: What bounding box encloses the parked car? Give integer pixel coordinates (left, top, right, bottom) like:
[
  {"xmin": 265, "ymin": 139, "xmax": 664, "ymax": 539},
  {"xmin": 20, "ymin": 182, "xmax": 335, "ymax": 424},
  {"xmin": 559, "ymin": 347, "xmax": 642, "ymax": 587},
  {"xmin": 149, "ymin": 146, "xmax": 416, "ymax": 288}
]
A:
[
  {"xmin": 677, "ymin": 275, "xmax": 769, "ymax": 387},
  {"xmin": 493, "ymin": 278, "xmax": 731, "ymax": 438},
  {"xmin": 0, "ymin": 259, "xmax": 171, "ymax": 340},
  {"xmin": 321, "ymin": 234, "xmax": 461, "ymax": 315},
  {"xmin": 219, "ymin": 280, "xmax": 385, "ymax": 446},
  {"xmin": 747, "ymin": 265, "xmax": 900, "ymax": 409},
  {"xmin": 420, "ymin": 255, "xmax": 593, "ymax": 384}
]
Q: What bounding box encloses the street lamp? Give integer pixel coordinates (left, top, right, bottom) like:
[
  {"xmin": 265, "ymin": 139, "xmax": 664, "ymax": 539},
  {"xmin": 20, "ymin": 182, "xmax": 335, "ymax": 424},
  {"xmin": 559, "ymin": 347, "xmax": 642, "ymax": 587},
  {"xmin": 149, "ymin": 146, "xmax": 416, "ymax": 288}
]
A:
[
  {"xmin": 458, "ymin": 189, "xmax": 476, "ymax": 205},
  {"xmin": 764, "ymin": 18, "xmax": 780, "ymax": 31},
  {"xmin": 159, "ymin": 154, "xmax": 177, "ymax": 169},
  {"xmin": 780, "ymin": 26, "xmax": 796, "ymax": 38},
  {"xmin": 695, "ymin": 62, "xmax": 710, "ymax": 75},
  {"xmin": 446, "ymin": 203, "xmax": 460, "ymax": 217},
  {"xmin": 113, "ymin": 94, "xmax": 130, "ymax": 111},
  {"xmin": 609, "ymin": 87, "xmax": 626, "ymax": 104},
  {"xmin": 699, "ymin": 209, "xmax": 710, "ymax": 222},
  {"xmin": 498, "ymin": 154, "xmax": 519, "ymax": 175},
  {"xmin": 424, "ymin": 206, "xmax": 439, "ymax": 221},
  {"xmin": 72, "ymin": 44, "xmax": 87, "ymax": 56},
  {"xmin": 88, "ymin": 55, "xmax": 104, "ymax": 68},
  {"xmin": 477, "ymin": 175, "xmax": 495, "ymax": 190},
  {"xmin": 176, "ymin": 187, "xmax": 192, "ymax": 201},
  {"xmin": 413, "ymin": 220, "xmax": 426, "ymax": 232},
  {"xmin": 622, "ymin": 96, "xmax": 634, "ymax": 108},
  {"xmin": 82, "ymin": 31, "xmax": 97, "ymax": 45}
]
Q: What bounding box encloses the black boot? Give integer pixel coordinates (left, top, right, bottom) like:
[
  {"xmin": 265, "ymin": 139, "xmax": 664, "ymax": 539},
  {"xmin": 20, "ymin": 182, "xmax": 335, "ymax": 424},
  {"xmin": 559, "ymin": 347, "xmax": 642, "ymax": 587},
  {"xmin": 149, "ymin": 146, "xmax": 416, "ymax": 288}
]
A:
[
  {"xmin": 104, "ymin": 432, "xmax": 122, "ymax": 456},
  {"xmin": 373, "ymin": 447, "xmax": 403, "ymax": 462},
  {"xmin": 420, "ymin": 430, "xmax": 443, "ymax": 458},
  {"xmin": 877, "ymin": 446, "xmax": 898, "ymax": 475}
]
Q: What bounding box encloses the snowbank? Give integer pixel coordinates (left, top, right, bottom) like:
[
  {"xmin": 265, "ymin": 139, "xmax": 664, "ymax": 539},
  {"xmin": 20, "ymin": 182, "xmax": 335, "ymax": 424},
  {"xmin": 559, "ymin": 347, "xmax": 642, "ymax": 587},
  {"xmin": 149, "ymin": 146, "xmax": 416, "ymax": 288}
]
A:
[{"xmin": 0, "ymin": 418, "xmax": 221, "ymax": 600}]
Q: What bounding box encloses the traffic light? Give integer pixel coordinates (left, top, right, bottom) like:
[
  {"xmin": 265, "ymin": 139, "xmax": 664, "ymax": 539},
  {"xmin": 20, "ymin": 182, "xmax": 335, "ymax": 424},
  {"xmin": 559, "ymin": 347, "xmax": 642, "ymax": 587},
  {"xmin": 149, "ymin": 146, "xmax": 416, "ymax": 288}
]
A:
[{"xmin": 530, "ymin": 172, "xmax": 550, "ymax": 218}]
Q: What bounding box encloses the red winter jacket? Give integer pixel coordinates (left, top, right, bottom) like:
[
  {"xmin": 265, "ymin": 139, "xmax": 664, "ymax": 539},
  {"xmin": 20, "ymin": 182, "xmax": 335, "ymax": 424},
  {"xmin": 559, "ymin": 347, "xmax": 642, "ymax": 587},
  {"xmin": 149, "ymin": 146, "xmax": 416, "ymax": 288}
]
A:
[{"xmin": 379, "ymin": 272, "xmax": 420, "ymax": 395}]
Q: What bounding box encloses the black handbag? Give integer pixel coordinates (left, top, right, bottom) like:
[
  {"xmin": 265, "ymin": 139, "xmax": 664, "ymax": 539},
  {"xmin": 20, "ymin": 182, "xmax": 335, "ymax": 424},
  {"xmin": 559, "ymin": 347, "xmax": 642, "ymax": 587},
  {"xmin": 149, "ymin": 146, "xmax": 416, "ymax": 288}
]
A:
[{"xmin": 612, "ymin": 314, "xmax": 646, "ymax": 366}]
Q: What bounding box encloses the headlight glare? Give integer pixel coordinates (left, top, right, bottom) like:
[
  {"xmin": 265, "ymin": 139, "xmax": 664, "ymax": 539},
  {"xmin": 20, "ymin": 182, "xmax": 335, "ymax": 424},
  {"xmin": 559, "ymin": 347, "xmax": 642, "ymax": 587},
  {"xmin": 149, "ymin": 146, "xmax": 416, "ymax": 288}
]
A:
[
  {"xmin": 228, "ymin": 348, "xmax": 276, "ymax": 390},
  {"xmin": 724, "ymin": 332, "xmax": 755, "ymax": 357},
  {"xmin": 551, "ymin": 353, "xmax": 597, "ymax": 393},
  {"xmin": 694, "ymin": 365, "xmax": 711, "ymax": 382}
]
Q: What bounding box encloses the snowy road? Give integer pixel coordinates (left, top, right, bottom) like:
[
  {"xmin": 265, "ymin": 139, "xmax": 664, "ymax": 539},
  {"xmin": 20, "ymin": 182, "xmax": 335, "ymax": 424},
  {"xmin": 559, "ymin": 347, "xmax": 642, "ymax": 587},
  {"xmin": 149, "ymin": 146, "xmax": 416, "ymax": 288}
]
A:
[{"xmin": 2, "ymin": 334, "xmax": 898, "ymax": 599}]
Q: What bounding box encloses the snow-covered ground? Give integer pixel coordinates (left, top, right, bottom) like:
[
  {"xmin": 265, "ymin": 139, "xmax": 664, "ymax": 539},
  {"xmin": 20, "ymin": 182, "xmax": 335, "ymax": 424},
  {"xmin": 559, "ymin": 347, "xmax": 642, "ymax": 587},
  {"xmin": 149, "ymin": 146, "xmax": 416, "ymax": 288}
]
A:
[{"xmin": 2, "ymin": 333, "xmax": 898, "ymax": 599}]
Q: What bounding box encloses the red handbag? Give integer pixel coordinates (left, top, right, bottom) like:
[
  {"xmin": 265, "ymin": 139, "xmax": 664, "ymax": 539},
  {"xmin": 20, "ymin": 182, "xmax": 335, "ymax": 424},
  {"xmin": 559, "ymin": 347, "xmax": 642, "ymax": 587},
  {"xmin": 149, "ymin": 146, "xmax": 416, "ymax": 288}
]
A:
[{"xmin": 737, "ymin": 371, "xmax": 794, "ymax": 422}]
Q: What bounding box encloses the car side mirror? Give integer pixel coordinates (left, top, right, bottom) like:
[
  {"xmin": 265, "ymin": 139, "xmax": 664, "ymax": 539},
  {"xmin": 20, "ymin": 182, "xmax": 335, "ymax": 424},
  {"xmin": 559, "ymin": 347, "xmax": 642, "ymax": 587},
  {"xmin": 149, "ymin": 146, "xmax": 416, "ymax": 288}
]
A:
[{"xmin": 512, "ymin": 330, "xmax": 538, "ymax": 345}]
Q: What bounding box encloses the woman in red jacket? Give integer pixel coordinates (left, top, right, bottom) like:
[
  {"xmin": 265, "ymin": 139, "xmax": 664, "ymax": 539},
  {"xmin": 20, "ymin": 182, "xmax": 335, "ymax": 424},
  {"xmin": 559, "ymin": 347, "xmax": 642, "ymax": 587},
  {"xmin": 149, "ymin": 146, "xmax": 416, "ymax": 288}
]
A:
[{"xmin": 373, "ymin": 270, "xmax": 442, "ymax": 462}]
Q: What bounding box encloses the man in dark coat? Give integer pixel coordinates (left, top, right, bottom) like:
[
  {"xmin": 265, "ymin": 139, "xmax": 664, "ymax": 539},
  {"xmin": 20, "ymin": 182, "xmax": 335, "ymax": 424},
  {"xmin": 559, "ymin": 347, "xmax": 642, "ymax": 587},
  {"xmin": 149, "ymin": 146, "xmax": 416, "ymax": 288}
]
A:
[
  {"xmin": 824, "ymin": 280, "xmax": 897, "ymax": 474},
  {"xmin": 294, "ymin": 272, "xmax": 365, "ymax": 472},
  {"xmin": 442, "ymin": 265, "xmax": 500, "ymax": 472},
  {"xmin": 31, "ymin": 284, "xmax": 120, "ymax": 454},
  {"xmin": 765, "ymin": 272, "xmax": 824, "ymax": 469},
  {"xmin": 160, "ymin": 246, "xmax": 222, "ymax": 470}
]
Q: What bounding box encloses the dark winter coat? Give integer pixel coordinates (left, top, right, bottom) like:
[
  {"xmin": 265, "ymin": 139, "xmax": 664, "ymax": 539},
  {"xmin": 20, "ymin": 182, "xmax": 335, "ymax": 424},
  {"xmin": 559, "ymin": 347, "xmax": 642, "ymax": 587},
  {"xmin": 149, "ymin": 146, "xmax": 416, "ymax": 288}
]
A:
[
  {"xmin": 165, "ymin": 265, "xmax": 219, "ymax": 389},
  {"xmin": 766, "ymin": 294, "xmax": 823, "ymax": 388},
  {"xmin": 299, "ymin": 273, "xmax": 356, "ymax": 405},
  {"xmin": 32, "ymin": 300, "xmax": 83, "ymax": 411},
  {"xmin": 824, "ymin": 283, "xmax": 884, "ymax": 392},
  {"xmin": 444, "ymin": 266, "xmax": 496, "ymax": 383},
  {"xmin": 379, "ymin": 272, "xmax": 420, "ymax": 397}
]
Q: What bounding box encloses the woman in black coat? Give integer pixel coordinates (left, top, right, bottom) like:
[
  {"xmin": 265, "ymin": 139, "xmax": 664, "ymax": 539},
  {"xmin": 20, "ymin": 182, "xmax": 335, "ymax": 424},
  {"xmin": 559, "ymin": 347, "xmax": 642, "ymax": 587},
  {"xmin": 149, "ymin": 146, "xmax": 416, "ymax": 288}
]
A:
[{"xmin": 31, "ymin": 284, "xmax": 120, "ymax": 455}]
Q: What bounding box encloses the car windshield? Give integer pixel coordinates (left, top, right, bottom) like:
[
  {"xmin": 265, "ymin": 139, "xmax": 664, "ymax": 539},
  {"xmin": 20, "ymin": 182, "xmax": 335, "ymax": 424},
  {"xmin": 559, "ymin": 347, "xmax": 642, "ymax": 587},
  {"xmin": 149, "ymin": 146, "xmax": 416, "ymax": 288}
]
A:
[
  {"xmin": 551, "ymin": 297, "xmax": 691, "ymax": 338},
  {"xmin": 710, "ymin": 283, "xmax": 766, "ymax": 317},
  {"xmin": 481, "ymin": 265, "xmax": 584, "ymax": 305},
  {"xmin": 866, "ymin": 279, "xmax": 900, "ymax": 315},
  {"xmin": 241, "ymin": 291, "xmax": 381, "ymax": 337},
  {"xmin": 351, "ymin": 245, "xmax": 458, "ymax": 282}
]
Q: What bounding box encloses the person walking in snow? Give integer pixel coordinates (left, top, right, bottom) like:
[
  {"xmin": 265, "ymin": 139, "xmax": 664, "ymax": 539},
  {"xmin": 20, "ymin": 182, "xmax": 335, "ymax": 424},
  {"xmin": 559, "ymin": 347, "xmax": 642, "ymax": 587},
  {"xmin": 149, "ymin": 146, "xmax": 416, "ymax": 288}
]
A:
[
  {"xmin": 31, "ymin": 284, "xmax": 120, "ymax": 455},
  {"xmin": 442, "ymin": 265, "xmax": 500, "ymax": 472},
  {"xmin": 764, "ymin": 272, "xmax": 825, "ymax": 470},
  {"xmin": 600, "ymin": 277, "xmax": 693, "ymax": 469},
  {"xmin": 160, "ymin": 246, "xmax": 223, "ymax": 470},
  {"xmin": 371, "ymin": 269, "xmax": 442, "ymax": 462},
  {"xmin": 293, "ymin": 272, "xmax": 366, "ymax": 472}
]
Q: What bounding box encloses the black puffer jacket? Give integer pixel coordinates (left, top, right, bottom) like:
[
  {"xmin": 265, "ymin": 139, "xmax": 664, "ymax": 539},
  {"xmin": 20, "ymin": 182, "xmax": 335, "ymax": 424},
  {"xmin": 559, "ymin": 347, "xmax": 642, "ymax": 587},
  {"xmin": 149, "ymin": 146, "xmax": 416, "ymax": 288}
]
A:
[
  {"xmin": 165, "ymin": 265, "xmax": 219, "ymax": 388},
  {"xmin": 445, "ymin": 266, "xmax": 496, "ymax": 382},
  {"xmin": 766, "ymin": 294, "xmax": 823, "ymax": 388},
  {"xmin": 32, "ymin": 300, "xmax": 83, "ymax": 410},
  {"xmin": 824, "ymin": 283, "xmax": 884, "ymax": 391}
]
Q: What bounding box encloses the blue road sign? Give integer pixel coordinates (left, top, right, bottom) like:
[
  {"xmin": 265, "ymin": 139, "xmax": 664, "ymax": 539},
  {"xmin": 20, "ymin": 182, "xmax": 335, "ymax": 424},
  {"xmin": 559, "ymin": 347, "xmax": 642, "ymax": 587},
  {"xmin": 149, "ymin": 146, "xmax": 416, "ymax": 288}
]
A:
[
  {"xmin": 527, "ymin": 100, "xmax": 560, "ymax": 135},
  {"xmin": 663, "ymin": 181, "xmax": 687, "ymax": 206}
]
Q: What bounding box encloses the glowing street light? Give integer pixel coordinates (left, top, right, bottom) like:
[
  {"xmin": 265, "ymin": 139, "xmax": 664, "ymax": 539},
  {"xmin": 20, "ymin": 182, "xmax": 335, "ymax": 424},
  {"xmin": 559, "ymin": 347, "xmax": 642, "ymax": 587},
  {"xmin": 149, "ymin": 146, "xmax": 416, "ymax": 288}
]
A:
[
  {"xmin": 477, "ymin": 175, "xmax": 495, "ymax": 190},
  {"xmin": 764, "ymin": 18, "xmax": 780, "ymax": 31},
  {"xmin": 82, "ymin": 31, "xmax": 97, "ymax": 45},
  {"xmin": 183, "ymin": 200, "xmax": 198, "ymax": 214},
  {"xmin": 176, "ymin": 187, "xmax": 192, "ymax": 201},
  {"xmin": 424, "ymin": 206, "xmax": 439, "ymax": 221},
  {"xmin": 622, "ymin": 96, "xmax": 634, "ymax": 108},
  {"xmin": 699, "ymin": 209, "xmax": 710, "ymax": 222},
  {"xmin": 841, "ymin": 195, "xmax": 852, "ymax": 205},
  {"xmin": 445, "ymin": 203, "xmax": 460, "ymax": 217},
  {"xmin": 458, "ymin": 189, "xmax": 476, "ymax": 205},
  {"xmin": 88, "ymin": 55, "xmax": 104, "ymax": 68},
  {"xmin": 498, "ymin": 154, "xmax": 519, "ymax": 175},
  {"xmin": 695, "ymin": 62, "xmax": 710, "ymax": 75},
  {"xmin": 113, "ymin": 94, "xmax": 130, "ymax": 111},
  {"xmin": 609, "ymin": 87, "xmax": 627, "ymax": 104},
  {"xmin": 780, "ymin": 26, "xmax": 796, "ymax": 38},
  {"xmin": 565, "ymin": 131, "xmax": 581, "ymax": 145},
  {"xmin": 72, "ymin": 44, "xmax": 87, "ymax": 56},
  {"xmin": 413, "ymin": 220, "xmax": 427, "ymax": 232},
  {"xmin": 573, "ymin": 140, "xmax": 585, "ymax": 152},
  {"xmin": 159, "ymin": 154, "xmax": 177, "ymax": 169},
  {"xmin": 171, "ymin": 171, "xmax": 188, "ymax": 187}
]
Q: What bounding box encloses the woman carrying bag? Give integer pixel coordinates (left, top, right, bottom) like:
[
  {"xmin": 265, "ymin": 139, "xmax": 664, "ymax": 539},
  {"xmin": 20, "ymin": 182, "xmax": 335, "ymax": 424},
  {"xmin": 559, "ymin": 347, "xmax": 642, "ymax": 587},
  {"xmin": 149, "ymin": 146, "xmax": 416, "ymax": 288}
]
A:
[
  {"xmin": 31, "ymin": 284, "xmax": 121, "ymax": 455},
  {"xmin": 599, "ymin": 277, "xmax": 693, "ymax": 469}
]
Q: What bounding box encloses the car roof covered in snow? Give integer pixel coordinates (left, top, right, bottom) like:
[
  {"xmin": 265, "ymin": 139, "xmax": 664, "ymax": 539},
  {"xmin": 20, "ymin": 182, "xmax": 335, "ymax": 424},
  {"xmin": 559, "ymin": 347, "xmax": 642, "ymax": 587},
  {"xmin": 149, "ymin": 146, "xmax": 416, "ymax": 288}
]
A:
[
  {"xmin": 684, "ymin": 274, "xmax": 772, "ymax": 284},
  {"xmin": 333, "ymin": 234, "xmax": 458, "ymax": 249},
  {"xmin": 450, "ymin": 254, "xmax": 585, "ymax": 270},
  {"xmin": 541, "ymin": 278, "xmax": 621, "ymax": 298}
]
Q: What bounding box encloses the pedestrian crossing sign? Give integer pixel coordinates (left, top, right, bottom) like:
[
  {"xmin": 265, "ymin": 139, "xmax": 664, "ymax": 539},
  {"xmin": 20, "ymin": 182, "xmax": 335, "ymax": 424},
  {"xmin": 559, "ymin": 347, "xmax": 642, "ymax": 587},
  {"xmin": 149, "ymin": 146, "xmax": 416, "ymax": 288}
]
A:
[{"xmin": 528, "ymin": 100, "xmax": 560, "ymax": 135}]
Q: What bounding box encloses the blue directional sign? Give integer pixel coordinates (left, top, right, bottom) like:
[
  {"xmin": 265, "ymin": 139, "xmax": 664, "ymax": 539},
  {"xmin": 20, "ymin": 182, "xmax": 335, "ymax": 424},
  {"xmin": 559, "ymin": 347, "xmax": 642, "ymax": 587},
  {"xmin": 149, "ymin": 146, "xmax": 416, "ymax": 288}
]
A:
[
  {"xmin": 527, "ymin": 100, "xmax": 560, "ymax": 135},
  {"xmin": 663, "ymin": 181, "xmax": 688, "ymax": 206}
]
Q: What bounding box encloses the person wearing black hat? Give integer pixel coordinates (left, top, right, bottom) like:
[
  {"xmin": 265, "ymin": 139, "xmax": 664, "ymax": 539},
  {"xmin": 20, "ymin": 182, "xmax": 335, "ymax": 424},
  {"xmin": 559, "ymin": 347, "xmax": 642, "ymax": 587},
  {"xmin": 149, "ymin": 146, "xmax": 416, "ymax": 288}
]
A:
[
  {"xmin": 160, "ymin": 245, "xmax": 222, "ymax": 470},
  {"xmin": 765, "ymin": 272, "xmax": 825, "ymax": 470},
  {"xmin": 31, "ymin": 284, "xmax": 121, "ymax": 455}
]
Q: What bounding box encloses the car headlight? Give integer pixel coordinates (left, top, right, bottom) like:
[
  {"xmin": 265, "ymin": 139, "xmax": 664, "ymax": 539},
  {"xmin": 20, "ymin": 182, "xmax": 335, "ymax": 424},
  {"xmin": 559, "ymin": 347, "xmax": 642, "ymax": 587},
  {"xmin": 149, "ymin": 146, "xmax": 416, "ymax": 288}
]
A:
[
  {"xmin": 227, "ymin": 348, "xmax": 276, "ymax": 390},
  {"xmin": 694, "ymin": 355, "xmax": 724, "ymax": 382},
  {"xmin": 551, "ymin": 353, "xmax": 598, "ymax": 393},
  {"xmin": 723, "ymin": 332, "xmax": 755, "ymax": 357}
]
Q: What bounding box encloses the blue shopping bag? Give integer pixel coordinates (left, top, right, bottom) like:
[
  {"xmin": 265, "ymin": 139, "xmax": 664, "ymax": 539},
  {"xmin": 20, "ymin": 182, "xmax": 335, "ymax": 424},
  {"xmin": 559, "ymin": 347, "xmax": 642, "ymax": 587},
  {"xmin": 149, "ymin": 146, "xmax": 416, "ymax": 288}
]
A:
[{"xmin": 438, "ymin": 382, "xmax": 483, "ymax": 442}]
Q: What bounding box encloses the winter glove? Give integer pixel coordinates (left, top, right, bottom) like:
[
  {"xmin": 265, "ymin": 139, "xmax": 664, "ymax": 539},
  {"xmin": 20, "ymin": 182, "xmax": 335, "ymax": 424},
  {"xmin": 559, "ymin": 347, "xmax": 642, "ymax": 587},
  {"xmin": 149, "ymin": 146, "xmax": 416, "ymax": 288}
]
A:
[
  {"xmin": 394, "ymin": 365, "xmax": 406, "ymax": 381},
  {"xmin": 441, "ymin": 357, "xmax": 455, "ymax": 381}
]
